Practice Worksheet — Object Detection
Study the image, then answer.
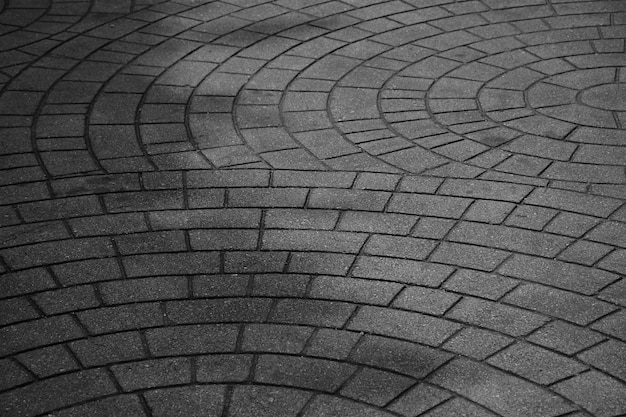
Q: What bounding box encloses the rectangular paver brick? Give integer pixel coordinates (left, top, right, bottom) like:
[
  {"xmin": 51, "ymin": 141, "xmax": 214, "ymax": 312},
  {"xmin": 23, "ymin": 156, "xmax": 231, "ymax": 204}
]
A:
[
  {"xmin": 264, "ymin": 208, "xmax": 339, "ymax": 230},
  {"xmin": 499, "ymin": 254, "xmax": 619, "ymax": 295},
  {"xmin": 341, "ymin": 367, "xmax": 413, "ymax": 407},
  {"xmin": 448, "ymin": 221, "xmax": 572, "ymax": 257},
  {"xmin": 388, "ymin": 193, "xmax": 472, "ymax": 218},
  {"xmin": 112, "ymin": 358, "xmax": 191, "ymax": 391},
  {"xmin": 77, "ymin": 303, "xmax": 164, "ymax": 334},
  {"xmin": 224, "ymin": 251, "xmax": 289, "ymax": 273},
  {"xmin": 147, "ymin": 324, "xmax": 238, "ymax": 356},
  {"xmin": 123, "ymin": 252, "xmax": 220, "ymax": 277},
  {"xmin": 18, "ymin": 195, "xmax": 102, "ymax": 222},
  {"xmin": 287, "ymin": 252, "xmax": 354, "ymax": 275},
  {"xmin": 1, "ymin": 237, "xmax": 114, "ymax": 269},
  {"xmin": 190, "ymin": 229, "xmax": 259, "ymax": 250},
  {"xmin": 430, "ymin": 359, "xmax": 574, "ymax": 417},
  {"xmin": 431, "ymin": 242, "xmax": 510, "ymax": 271},
  {"xmin": 228, "ymin": 188, "xmax": 308, "ymax": 208},
  {"xmin": 348, "ymin": 305, "xmax": 461, "ymax": 345},
  {"xmin": 255, "ymin": 354, "xmax": 355, "ymax": 392},
  {"xmin": 262, "ymin": 230, "xmax": 366, "ymax": 253},
  {"xmin": 100, "ymin": 276, "xmax": 188, "ymax": 304},
  {"xmin": 351, "ymin": 335, "xmax": 452, "ymax": 378},
  {"xmin": 33, "ymin": 285, "xmax": 99, "ymax": 314},
  {"xmin": 337, "ymin": 211, "xmax": 417, "ymax": 234},
  {"xmin": 241, "ymin": 323, "xmax": 313, "ymax": 353},
  {"xmin": 504, "ymin": 284, "xmax": 615, "ymax": 326},
  {"xmin": 353, "ymin": 256, "xmax": 454, "ymax": 286},
  {"xmin": 0, "ymin": 369, "xmax": 116, "ymax": 417},
  {"xmin": 70, "ymin": 331, "xmax": 145, "ymax": 367},
  {"xmin": 446, "ymin": 298, "xmax": 548, "ymax": 336},
  {"xmin": 524, "ymin": 187, "xmax": 622, "ymax": 217},
  {"xmin": 364, "ymin": 234, "xmax": 436, "ymax": 260},
  {"xmin": 0, "ymin": 315, "xmax": 85, "ymax": 356},
  {"xmin": 150, "ymin": 208, "xmax": 262, "ymax": 229},
  {"xmin": 103, "ymin": 190, "xmax": 184, "ymax": 212},
  {"xmin": 0, "ymin": 221, "xmax": 69, "ymax": 249},
  {"xmin": 308, "ymin": 188, "xmax": 390, "ymax": 211},
  {"xmin": 439, "ymin": 178, "xmax": 532, "ymax": 202},
  {"xmin": 271, "ymin": 299, "xmax": 355, "ymax": 328},
  {"xmin": 196, "ymin": 354, "xmax": 252, "ymax": 383},
  {"xmin": 310, "ymin": 276, "xmax": 402, "ymax": 305},
  {"xmin": 187, "ymin": 169, "xmax": 270, "ymax": 187},
  {"xmin": 166, "ymin": 298, "xmax": 271, "ymax": 324}
]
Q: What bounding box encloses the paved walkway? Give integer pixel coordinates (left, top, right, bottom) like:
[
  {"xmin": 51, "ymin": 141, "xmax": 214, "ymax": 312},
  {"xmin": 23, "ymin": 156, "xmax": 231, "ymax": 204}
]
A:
[{"xmin": 0, "ymin": 0, "xmax": 625, "ymax": 416}]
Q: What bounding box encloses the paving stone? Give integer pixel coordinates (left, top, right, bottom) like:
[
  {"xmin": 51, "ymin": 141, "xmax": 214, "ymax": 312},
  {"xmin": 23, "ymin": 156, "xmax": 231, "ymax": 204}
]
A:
[
  {"xmin": 341, "ymin": 367, "xmax": 414, "ymax": 406},
  {"xmin": 228, "ymin": 385, "xmax": 311, "ymax": 417},
  {"xmin": 287, "ymin": 251, "xmax": 354, "ymax": 275},
  {"xmin": 338, "ymin": 211, "xmax": 417, "ymax": 234},
  {"xmin": 271, "ymin": 298, "xmax": 355, "ymax": 328},
  {"xmin": 147, "ymin": 324, "xmax": 238, "ymax": 356},
  {"xmin": 411, "ymin": 217, "xmax": 456, "ymax": 239},
  {"xmin": 100, "ymin": 276, "xmax": 187, "ymax": 304},
  {"xmin": 241, "ymin": 323, "xmax": 313, "ymax": 353},
  {"xmin": 0, "ymin": 221, "xmax": 69, "ymax": 249},
  {"xmin": 591, "ymin": 310, "xmax": 626, "ymax": 342},
  {"xmin": 558, "ymin": 240, "xmax": 614, "ymax": 266},
  {"xmin": 392, "ymin": 287, "xmax": 460, "ymax": 315},
  {"xmin": 304, "ymin": 328, "xmax": 361, "ymax": 360},
  {"xmin": 488, "ymin": 341, "xmax": 587, "ymax": 384},
  {"xmin": 255, "ymin": 354, "xmax": 355, "ymax": 392},
  {"xmin": 351, "ymin": 334, "xmax": 453, "ymax": 379},
  {"xmin": 499, "ymin": 254, "xmax": 619, "ymax": 295},
  {"xmin": 77, "ymin": 303, "xmax": 165, "ymax": 334},
  {"xmin": 524, "ymin": 188, "xmax": 621, "ymax": 217},
  {"xmin": 528, "ymin": 320, "xmax": 605, "ymax": 355},
  {"xmin": 17, "ymin": 345, "xmax": 80, "ymax": 378},
  {"xmin": 2, "ymin": 1, "xmax": 626, "ymax": 414},
  {"xmin": 166, "ymin": 298, "xmax": 271, "ymax": 325},
  {"xmin": 364, "ymin": 234, "xmax": 436, "ymax": 260},
  {"xmin": 448, "ymin": 221, "xmax": 571, "ymax": 257},
  {"xmin": 196, "ymin": 354, "xmax": 252, "ymax": 383},
  {"xmin": 264, "ymin": 209, "xmax": 338, "ymax": 231},
  {"xmin": 308, "ymin": 188, "xmax": 390, "ymax": 211},
  {"xmin": 387, "ymin": 383, "xmax": 451, "ymax": 416},
  {"xmin": 553, "ymin": 371, "xmax": 626, "ymax": 417},
  {"xmin": 112, "ymin": 358, "xmax": 191, "ymax": 391},
  {"xmin": 48, "ymin": 395, "xmax": 147, "ymax": 417},
  {"xmin": 443, "ymin": 269, "xmax": 519, "ymax": 300},
  {"xmin": 447, "ymin": 297, "xmax": 548, "ymax": 337},
  {"xmin": 0, "ymin": 369, "xmax": 117, "ymax": 417},
  {"xmin": 578, "ymin": 340, "xmax": 626, "ymax": 381},
  {"xmin": 348, "ymin": 305, "xmax": 461, "ymax": 346},
  {"xmin": 353, "ymin": 256, "xmax": 454, "ymax": 286},
  {"xmin": 431, "ymin": 242, "xmax": 510, "ymax": 271},
  {"xmin": 262, "ymin": 229, "xmax": 366, "ymax": 253},
  {"xmin": 0, "ymin": 359, "xmax": 32, "ymax": 391},
  {"xmin": 430, "ymin": 358, "xmax": 575, "ymax": 417},
  {"xmin": 33, "ymin": 285, "xmax": 99, "ymax": 314},
  {"xmin": 311, "ymin": 275, "xmax": 402, "ymax": 305},
  {"xmin": 251, "ymin": 274, "xmax": 309, "ymax": 297},
  {"xmin": 70, "ymin": 331, "xmax": 145, "ymax": 367},
  {"xmin": 388, "ymin": 193, "xmax": 472, "ymax": 218},
  {"xmin": 144, "ymin": 385, "xmax": 226, "ymax": 417},
  {"xmin": 504, "ymin": 283, "xmax": 616, "ymax": 326}
]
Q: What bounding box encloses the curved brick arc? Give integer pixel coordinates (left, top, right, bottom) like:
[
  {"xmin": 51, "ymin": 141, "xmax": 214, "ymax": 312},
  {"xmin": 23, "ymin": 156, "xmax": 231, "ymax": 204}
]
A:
[{"xmin": 1, "ymin": 0, "xmax": 625, "ymax": 416}]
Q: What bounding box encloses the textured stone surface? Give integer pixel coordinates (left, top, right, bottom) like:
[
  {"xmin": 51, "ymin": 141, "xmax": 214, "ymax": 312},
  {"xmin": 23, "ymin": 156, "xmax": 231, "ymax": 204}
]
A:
[{"xmin": 0, "ymin": 1, "xmax": 624, "ymax": 416}]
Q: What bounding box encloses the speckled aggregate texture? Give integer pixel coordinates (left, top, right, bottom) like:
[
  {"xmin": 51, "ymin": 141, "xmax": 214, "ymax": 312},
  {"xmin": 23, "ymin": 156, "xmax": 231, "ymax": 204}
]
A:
[{"xmin": 0, "ymin": 0, "xmax": 625, "ymax": 416}]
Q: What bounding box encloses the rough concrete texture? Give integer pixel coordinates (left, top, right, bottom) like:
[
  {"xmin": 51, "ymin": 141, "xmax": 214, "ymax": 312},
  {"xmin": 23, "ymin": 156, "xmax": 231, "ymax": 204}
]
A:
[{"xmin": 0, "ymin": 0, "xmax": 625, "ymax": 416}]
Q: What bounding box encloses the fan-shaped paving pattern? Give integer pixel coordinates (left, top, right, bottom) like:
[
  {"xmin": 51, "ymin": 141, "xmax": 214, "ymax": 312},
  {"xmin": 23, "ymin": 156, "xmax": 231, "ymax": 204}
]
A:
[{"xmin": 1, "ymin": 0, "xmax": 625, "ymax": 416}]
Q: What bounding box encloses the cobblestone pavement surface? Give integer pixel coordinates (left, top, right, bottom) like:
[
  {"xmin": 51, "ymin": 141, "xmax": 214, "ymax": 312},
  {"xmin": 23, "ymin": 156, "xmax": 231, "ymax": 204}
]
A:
[{"xmin": 0, "ymin": 0, "xmax": 625, "ymax": 416}]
